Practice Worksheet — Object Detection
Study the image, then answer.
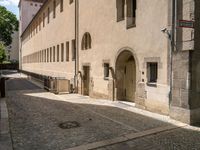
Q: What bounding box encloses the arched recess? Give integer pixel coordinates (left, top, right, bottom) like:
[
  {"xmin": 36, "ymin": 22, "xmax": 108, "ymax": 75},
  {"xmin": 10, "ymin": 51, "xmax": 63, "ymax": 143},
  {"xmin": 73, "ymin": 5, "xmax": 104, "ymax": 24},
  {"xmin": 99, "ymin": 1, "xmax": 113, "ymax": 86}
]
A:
[
  {"xmin": 115, "ymin": 48, "xmax": 138, "ymax": 102},
  {"xmin": 81, "ymin": 32, "xmax": 92, "ymax": 50}
]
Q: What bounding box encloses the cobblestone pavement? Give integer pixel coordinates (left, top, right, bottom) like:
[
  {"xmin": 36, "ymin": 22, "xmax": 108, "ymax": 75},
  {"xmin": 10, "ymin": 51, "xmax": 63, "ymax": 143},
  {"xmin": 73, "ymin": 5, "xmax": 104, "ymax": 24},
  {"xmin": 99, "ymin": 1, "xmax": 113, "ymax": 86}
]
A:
[
  {"xmin": 5, "ymin": 78, "xmax": 200, "ymax": 150},
  {"xmin": 94, "ymin": 126, "xmax": 200, "ymax": 150}
]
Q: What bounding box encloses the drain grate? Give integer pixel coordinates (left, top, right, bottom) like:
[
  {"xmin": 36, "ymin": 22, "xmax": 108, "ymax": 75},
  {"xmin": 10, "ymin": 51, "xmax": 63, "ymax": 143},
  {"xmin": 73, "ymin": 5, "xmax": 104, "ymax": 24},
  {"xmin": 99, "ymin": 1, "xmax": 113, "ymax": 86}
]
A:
[{"xmin": 59, "ymin": 121, "xmax": 80, "ymax": 129}]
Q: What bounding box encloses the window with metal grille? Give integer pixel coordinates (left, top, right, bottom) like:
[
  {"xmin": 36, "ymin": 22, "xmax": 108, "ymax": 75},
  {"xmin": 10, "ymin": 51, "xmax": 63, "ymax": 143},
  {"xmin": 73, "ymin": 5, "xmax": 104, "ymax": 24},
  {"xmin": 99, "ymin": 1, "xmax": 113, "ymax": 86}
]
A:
[
  {"xmin": 104, "ymin": 63, "xmax": 109, "ymax": 80},
  {"xmin": 147, "ymin": 62, "xmax": 158, "ymax": 86}
]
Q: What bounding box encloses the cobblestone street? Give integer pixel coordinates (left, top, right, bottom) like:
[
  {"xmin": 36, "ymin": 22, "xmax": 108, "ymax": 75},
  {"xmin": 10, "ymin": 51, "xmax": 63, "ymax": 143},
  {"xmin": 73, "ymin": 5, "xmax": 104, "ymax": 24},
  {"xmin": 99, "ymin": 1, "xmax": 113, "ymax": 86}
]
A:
[{"xmin": 4, "ymin": 77, "xmax": 200, "ymax": 150}]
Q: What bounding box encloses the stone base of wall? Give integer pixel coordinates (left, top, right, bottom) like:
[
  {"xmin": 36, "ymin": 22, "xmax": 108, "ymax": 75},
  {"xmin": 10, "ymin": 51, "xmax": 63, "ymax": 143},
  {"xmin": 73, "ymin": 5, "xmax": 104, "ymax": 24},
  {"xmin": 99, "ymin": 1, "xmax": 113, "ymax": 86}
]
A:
[
  {"xmin": 170, "ymin": 106, "xmax": 200, "ymax": 124},
  {"xmin": 145, "ymin": 100, "xmax": 169, "ymax": 115},
  {"xmin": 135, "ymin": 98, "xmax": 146, "ymax": 110},
  {"xmin": 90, "ymin": 91, "xmax": 110, "ymax": 100}
]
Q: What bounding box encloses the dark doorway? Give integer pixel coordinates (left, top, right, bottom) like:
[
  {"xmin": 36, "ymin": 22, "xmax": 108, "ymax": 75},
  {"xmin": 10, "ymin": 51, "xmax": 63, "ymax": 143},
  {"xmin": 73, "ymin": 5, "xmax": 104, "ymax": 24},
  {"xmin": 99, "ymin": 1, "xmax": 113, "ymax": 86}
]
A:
[{"xmin": 83, "ymin": 66, "xmax": 90, "ymax": 96}]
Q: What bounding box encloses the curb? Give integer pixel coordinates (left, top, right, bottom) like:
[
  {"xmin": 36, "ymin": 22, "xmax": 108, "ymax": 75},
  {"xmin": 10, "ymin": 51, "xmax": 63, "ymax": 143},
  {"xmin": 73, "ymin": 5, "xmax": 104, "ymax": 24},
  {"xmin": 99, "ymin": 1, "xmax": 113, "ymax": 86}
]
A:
[{"xmin": 0, "ymin": 98, "xmax": 13, "ymax": 150}]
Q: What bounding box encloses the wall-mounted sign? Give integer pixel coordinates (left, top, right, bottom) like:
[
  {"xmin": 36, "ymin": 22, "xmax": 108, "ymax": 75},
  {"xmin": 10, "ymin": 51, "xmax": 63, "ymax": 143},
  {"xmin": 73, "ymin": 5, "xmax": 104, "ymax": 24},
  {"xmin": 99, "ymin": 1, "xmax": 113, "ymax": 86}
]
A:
[{"xmin": 177, "ymin": 20, "xmax": 194, "ymax": 28}]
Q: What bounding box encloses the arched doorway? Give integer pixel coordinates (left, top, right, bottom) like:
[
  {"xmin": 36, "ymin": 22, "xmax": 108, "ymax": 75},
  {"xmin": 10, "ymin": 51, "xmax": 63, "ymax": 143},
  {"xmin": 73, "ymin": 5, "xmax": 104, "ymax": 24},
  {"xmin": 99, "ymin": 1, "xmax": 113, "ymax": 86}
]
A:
[{"xmin": 116, "ymin": 50, "xmax": 136, "ymax": 102}]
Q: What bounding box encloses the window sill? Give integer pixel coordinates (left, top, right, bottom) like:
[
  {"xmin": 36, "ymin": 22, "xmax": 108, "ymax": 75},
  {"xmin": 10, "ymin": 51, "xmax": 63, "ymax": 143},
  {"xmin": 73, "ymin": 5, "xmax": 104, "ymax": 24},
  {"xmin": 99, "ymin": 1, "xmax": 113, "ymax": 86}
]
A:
[
  {"xmin": 117, "ymin": 18, "xmax": 125, "ymax": 22},
  {"xmin": 147, "ymin": 82, "xmax": 157, "ymax": 87},
  {"xmin": 104, "ymin": 77, "xmax": 109, "ymax": 80},
  {"xmin": 127, "ymin": 24, "xmax": 136, "ymax": 29}
]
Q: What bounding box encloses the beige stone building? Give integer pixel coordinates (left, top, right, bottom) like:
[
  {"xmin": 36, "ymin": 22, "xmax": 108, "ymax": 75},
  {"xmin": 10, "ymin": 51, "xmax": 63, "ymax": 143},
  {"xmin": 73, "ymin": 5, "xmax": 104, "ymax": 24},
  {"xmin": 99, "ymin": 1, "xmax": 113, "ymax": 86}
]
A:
[{"xmin": 19, "ymin": 0, "xmax": 200, "ymax": 124}]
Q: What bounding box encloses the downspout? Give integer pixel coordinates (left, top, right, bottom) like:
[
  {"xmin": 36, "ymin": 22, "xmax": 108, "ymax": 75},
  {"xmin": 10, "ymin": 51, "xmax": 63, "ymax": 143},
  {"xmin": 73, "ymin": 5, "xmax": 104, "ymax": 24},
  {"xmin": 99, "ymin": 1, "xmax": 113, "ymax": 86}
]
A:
[
  {"xmin": 169, "ymin": 0, "xmax": 176, "ymax": 105},
  {"xmin": 74, "ymin": 0, "xmax": 79, "ymax": 93}
]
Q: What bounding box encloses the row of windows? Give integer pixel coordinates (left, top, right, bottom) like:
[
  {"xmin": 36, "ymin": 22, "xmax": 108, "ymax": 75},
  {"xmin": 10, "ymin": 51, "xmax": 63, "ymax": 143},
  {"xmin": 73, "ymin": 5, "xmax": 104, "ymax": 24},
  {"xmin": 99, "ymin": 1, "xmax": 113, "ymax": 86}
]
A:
[
  {"xmin": 28, "ymin": 0, "xmax": 74, "ymax": 40},
  {"xmin": 23, "ymin": 40, "xmax": 76, "ymax": 64},
  {"xmin": 28, "ymin": 0, "xmax": 135, "ymax": 40},
  {"xmin": 27, "ymin": 0, "xmax": 135, "ymax": 42}
]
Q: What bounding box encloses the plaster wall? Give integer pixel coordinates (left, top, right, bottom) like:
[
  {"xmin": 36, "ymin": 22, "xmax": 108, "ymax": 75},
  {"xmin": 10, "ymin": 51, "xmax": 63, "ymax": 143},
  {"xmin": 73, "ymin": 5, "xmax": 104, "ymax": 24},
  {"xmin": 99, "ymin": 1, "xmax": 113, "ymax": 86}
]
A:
[
  {"xmin": 21, "ymin": 0, "xmax": 75, "ymax": 80},
  {"xmin": 78, "ymin": 0, "xmax": 170, "ymax": 114}
]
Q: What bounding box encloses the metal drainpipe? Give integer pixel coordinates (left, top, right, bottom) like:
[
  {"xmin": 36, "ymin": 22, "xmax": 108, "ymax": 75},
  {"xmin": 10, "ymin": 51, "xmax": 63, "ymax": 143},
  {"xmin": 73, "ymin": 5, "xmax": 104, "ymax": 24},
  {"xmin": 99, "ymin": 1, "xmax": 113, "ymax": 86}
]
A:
[
  {"xmin": 169, "ymin": 0, "xmax": 176, "ymax": 105},
  {"xmin": 74, "ymin": 0, "xmax": 79, "ymax": 93},
  {"xmin": 74, "ymin": 0, "xmax": 77, "ymax": 93}
]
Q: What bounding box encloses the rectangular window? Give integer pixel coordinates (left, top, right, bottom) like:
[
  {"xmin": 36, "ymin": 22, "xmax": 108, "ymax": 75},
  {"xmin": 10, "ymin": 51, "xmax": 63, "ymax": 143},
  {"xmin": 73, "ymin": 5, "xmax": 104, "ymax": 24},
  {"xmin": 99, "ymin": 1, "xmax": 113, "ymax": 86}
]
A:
[
  {"xmin": 60, "ymin": 0, "xmax": 63, "ymax": 12},
  {"xmin": 53, "ymin": 0, "xmax": 56, "ymax": 18},
  {"xmin": 47, "ymin": 7, "xmax": 50, "ymax": 24},
  {"xmin": 43, "ymin": 12, "xmax": 45, "ymax": 27},
  {"xmin": 50, "ymin": 47, "xmax": 52, "ymax": 62},
  {"xmin": 66, "ymin": 41, "xmax": 69, "ymax": 61},
  {"xmin": 71, "ymin": 39, "xmax": 76, "ymax": 60},
  {"xmin": 47, "ymin": 48, "xmax": 49, "ymax": 62},
  {"xmin": 39, "ymin": 17, "xmax": 41, "ymax": 30},
  {"xmin": 42, "ymin": 50, "xmax": 43, "ymax": 62},
  {"xmin": 44, "ymin": 49, "xmax": 47, "ymax": 62},
  {"xmin": 33, "ymin": 23, "xmax": 35, "ymax": 36},
  {"xmin": 126, "ymin": 0, "xmax": 136, "ymax": 28},
  {"xmin": 147, "ymin": 62, "xmax": 158, "ymax": 86},
  {"xmin": 61, "ymin": 43, "xmax": 64, "ymax": 62},
  {"xmin": 57, "ymin": 45, "xmax": 60, "ymax": 62},
  {"xmin": 53, "ymin": 46, "xmax": 55, "ymax": 62},
  {"xmin": 116, "ymin": 0, "xmax": 125, "ymax": 22},
  {"xmin": 40, "ymin": 50, "xmax": 42, "ymax": 62},
  {"xmin": 69, "ymin": 0, "xmax": 73, "ymax": 4},
  {"xmin": 30, "ymin": 26, "xmax": 32, "ymax": 37},
  {"xmin": 36, "ymin": 21, "xmax": 38, "ymax": 33},
  {"xmin": 104, "ymin": 63, "xmax": 110, "ymax": 80},
  {"xmin": 36, "ymin": 52, "xmax": 39, "ymax": 63}
]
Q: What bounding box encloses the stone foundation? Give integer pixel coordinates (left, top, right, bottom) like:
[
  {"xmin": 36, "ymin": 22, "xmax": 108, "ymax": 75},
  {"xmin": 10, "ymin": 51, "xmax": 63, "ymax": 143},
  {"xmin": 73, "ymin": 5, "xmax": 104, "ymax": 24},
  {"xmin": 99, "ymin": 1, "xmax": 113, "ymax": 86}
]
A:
[{"xmin": 170, "ymin": 106, "xmax": 200, "ymax": 124}]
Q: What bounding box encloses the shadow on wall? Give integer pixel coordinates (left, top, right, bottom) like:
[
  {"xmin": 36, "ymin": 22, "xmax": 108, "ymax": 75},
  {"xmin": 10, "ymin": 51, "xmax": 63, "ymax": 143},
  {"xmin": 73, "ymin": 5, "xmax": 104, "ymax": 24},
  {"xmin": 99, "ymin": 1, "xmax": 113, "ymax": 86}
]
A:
[{"xmin": 190, "ymin": 0, "xmax": 200, "ymax": 108}]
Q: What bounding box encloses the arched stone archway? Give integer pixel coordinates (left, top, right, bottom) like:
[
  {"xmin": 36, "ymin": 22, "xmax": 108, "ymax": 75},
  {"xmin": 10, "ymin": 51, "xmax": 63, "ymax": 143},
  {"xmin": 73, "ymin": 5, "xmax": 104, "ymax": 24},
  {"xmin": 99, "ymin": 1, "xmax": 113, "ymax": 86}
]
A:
[{"xmin": 116, "ymin": 50, "xmax": 136, "ymax": 102}]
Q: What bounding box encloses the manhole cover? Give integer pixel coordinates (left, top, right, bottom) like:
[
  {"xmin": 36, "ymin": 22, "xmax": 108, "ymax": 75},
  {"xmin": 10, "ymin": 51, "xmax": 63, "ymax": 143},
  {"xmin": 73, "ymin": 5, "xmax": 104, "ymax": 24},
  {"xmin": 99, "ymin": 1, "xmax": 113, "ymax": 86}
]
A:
[{"xmin": 59, "ymin": 121, "xmax": 80, "ymax": 129}]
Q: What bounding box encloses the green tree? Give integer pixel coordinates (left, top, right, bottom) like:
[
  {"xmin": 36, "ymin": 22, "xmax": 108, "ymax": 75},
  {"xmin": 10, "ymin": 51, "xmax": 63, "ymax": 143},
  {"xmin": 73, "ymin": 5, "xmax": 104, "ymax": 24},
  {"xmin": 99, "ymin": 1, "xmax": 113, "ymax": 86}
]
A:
[
  {"xmin": 0, "ymin": 42, "xmax": 6, "ymax": 63},
  {"xmin": 0, "ymin": 6, "xmax": 18, "ymax": 46}
]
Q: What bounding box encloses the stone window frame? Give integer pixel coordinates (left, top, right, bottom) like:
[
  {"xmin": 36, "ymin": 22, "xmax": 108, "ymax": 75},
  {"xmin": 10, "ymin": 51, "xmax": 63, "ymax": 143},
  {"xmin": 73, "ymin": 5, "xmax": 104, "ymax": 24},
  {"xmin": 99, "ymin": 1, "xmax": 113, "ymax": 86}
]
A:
[
  {"xmin": 102, "ymin": 59, "xmax": 110, "ymax": 80},
  {"xmin": 143, "ymin": 57, "xmax": 162, "ymax": 87}
]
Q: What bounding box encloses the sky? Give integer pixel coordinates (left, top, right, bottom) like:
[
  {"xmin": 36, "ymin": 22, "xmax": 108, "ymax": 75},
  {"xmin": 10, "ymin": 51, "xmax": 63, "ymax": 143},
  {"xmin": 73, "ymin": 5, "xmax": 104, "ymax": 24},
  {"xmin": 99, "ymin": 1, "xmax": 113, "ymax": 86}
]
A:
[{"xmin": 0, "ymin": 0, "xmax": 19, "ymax": 19}]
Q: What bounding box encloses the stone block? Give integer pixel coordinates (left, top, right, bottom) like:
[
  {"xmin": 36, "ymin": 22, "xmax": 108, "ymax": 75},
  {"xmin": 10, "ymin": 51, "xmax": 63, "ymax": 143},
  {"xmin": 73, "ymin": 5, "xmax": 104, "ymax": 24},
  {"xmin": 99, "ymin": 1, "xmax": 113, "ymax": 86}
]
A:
[
  {"xmin": 180, "ymin": 89, "xmax": 189, "ymax": 108},
  {"xmin": 171, "ymin": 96, "xmax": 181, "ymax": 107}
]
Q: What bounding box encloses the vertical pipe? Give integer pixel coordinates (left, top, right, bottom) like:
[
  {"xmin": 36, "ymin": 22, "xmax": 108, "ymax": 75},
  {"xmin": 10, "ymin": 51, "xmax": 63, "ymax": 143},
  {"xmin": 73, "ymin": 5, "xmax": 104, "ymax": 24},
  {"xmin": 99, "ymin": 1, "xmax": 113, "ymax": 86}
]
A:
[
  {"xmin": 74, "ymin": 0, "xmax": 78, "ymax": 93},
  {"xmin": 169, "ymin": 0, "xmax": 176, "ymax": 105}
]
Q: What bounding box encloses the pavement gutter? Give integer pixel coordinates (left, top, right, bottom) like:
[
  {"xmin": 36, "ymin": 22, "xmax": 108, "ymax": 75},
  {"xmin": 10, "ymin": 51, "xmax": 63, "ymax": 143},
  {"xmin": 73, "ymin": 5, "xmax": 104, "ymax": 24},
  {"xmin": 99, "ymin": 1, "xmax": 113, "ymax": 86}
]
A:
[{"xmin": 0, "ymin": 98, "xmax": 13, "ymax": 150}]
